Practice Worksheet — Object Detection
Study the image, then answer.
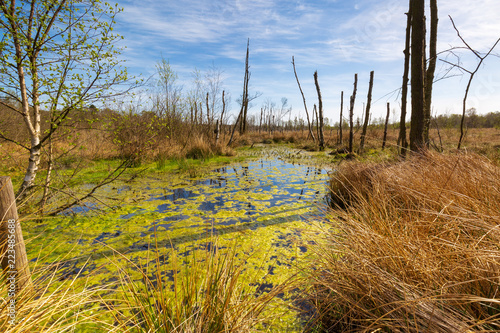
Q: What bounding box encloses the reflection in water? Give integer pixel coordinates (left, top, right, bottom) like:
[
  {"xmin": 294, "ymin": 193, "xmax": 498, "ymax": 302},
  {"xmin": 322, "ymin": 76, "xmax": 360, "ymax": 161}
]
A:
[
  {"xmin": 65, "ymin": 151, "xmax": 331, "ymax": 246},
  {"xmin": 141, "ymin": 157, "xmax": 330, "ymax": 232}
]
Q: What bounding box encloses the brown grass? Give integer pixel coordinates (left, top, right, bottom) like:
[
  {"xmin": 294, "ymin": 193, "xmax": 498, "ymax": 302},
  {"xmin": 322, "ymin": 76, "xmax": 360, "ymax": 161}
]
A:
[{"xmin": 306, "ymin": 151, "xmax": 500, "ymax": 332}]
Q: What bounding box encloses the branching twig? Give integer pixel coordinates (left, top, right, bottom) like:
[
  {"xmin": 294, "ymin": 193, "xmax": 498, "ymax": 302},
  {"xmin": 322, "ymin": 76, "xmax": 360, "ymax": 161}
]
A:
[
  {"xmin": 447, "ymin": 15, "xmax": 500, "ymax": 149},
  {"xmin": 48, "ymin": 159, "xmax": 132, "ymax": 216}
]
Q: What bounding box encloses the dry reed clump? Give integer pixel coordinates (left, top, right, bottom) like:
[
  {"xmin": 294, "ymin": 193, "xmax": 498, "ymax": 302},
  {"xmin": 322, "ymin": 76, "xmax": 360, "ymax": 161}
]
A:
[
  {"xmin": 184, "ymin": 136, "xmax": 235, "ymax": 160},
  {"xmin": 308, "ymin": 151, "xmax": 500, "ymax": 332},
  {"xmin": 0, "ymin": 258, "xmax": 108, "ymax": 332}
]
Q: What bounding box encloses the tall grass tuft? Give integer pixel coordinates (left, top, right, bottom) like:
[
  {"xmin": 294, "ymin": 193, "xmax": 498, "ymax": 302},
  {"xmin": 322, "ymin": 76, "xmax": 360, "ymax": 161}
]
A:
[
  {"xmin": 306, "ymin": 151, "xmax": 500, "ymax": 332},
  {"xmin": 105, "ymin": 237, "xmax": 285, "ymax": 332},
  {"xmin": 0, "ymin": 258, "xmax": 107, "ymax": 332}
]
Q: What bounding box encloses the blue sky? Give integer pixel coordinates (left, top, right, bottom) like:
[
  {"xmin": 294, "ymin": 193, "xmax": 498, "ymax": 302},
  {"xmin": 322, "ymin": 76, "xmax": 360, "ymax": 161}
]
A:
[{"xmin": 114, "ymin": 0, "xmax": 500, "ymax": 123}]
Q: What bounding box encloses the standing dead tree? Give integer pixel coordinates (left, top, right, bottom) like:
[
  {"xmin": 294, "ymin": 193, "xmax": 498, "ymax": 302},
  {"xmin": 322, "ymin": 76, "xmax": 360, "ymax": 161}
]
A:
[
  {"xmin": 259, "ymin": 108, "xmax": 263, "ymax": 133},
  {"xmin": 314, "ymin": 71, "xmax": 325, "ymax": 150},
  {"xmin": 399, "ymin": 0, "xmax": 412, "ymax": 157},
  {"xmin": 349, "ymin": 74, "xmax": 358, "ymax": 153},
  {"xmin": 228, "ymin": 39, "xmax": 254, "ymax": 145},
  {"xmin": 359, "ymin": 71, "xmax": 374, "ymax": 153},
  {"xmin": 239, "ymin": 39, "xmax": 250, "ymax": 135},
  {"xmin": 206, "ymin": 92, "xmax": 211, "ymax": 134},
  {"xmin": 339, "ymin": 91, "xmax": 344, "ymax": 145},
  {"xmin": 423, "ymin": 0, "xmax": 438, "ymax": 146},
  {"xmin": 409, "ymin": 0, "xmax": 426, "ymax": 152},
  {"xmin": 441, "ymin": 16, "xmax": 500, "ymax": 149},
  {"xmin": 313, "ymin": 105, "xmax": 319, "ymax": 142},
  {"xmin": 292, "ymin": 56, "xmax": 315, "ymax": 142},
  {"xmin": 382, "ymin": 102, "xmax": 390, "ymax": 149},
  {"xmin": 215, "ymin": 90, "xmax": 226, "ymax": 143}
]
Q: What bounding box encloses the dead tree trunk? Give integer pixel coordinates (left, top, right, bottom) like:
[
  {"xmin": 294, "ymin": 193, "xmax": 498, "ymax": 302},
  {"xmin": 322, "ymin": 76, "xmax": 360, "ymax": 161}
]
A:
[
  {"xmin": 313, "ymin": 104, "xmax": 319, "ymax": 142},
  {"xmin": 214, "ymin": 119, "xmax": 220, "ymax": 143},
  {"xmin": 339, "ymin": 91, "xmax": 344, "ymax": 145},
  {"xmin": 313, "ymin": 71, "xmax": 325, "ymax": 150},
  {"xmin": 409, "ymin": 0, "xmax": 426, "ymax": 152},
  {"xmin": 199, "ymin": 101, "xmax": 203, "ymax": 125},
  {"xmin": 206, "ymin": 92, "xmax": 211, "ymax": 137},
  {"xmin": 227, "ymin": 110, "xmax": 242, "ymax": 146},
  {"xmin": 292, "ymin": 56, "xmax": 315, "ymax": 142},
  {"xmin": 206, "ymin": 92, "xmax": 210, "ymax": 125},
  {"xmin": 359, "ymin": 70, "xmax": 374, "ymax": 153},
  {"xmin": 424, "ymin": 0, "xmax": 438, "ymax": 146},
  {"xmin": 382, "ymin": 102, "xmax": 390, "ymax": 149},
  {"xmin": 349, "ymin": 74, "xmax": 358, "ymax": 153},
  {"xmin": 239, "ymin": 39, "xmax": 250, "ymax": 135},
  {"xmin": 215, "ymin": 91, "xmax": 225, "ymax": 143},
  {"xmin": 399, "ymin": 1, "xmax": 412, "ymax": 157},
  {"xmin": 0, "ymin": 177, "xmax": 32, "ymax": 293},
  {"xmin": 259, "ymin": 107, "xmax": 263, "ymax": 134}
]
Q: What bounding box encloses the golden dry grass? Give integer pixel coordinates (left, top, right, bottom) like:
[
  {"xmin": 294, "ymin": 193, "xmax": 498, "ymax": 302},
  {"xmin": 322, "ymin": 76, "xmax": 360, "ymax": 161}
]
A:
[{"xmin": 306, "ymin": 151, "xmax": 500, "ymax": 332}]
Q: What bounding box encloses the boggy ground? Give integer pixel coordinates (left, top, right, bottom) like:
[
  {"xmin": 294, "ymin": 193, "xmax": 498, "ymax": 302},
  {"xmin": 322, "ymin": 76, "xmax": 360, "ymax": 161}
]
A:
[
  {"xmin": 1, "ymin": 145, "xmax": 337, "ymax": 332},
  {"xmin": 2, "ymin": 126, "xmax": 500, "ymax": 332}
]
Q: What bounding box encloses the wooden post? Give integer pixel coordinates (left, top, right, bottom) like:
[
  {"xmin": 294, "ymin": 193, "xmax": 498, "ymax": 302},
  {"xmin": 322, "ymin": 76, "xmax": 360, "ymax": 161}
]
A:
[{"xmin": 0, "ymin": 177, "xmax": 32, "ymax": 293}]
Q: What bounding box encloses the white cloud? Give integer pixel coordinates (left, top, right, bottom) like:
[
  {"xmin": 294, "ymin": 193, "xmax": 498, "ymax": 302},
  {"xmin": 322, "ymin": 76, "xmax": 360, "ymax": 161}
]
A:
[{"xmin": 113, "ymin": 0, "xmax": 500, "ymax": 119}]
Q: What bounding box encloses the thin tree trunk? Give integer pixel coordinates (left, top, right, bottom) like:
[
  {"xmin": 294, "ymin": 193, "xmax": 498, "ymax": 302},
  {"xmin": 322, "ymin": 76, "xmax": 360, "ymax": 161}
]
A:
[
  {"xmin": 349, "ymin": 74, "xmax": 358, "ymax": 153},
  {"xmin": 215, "ymin": 119, "xmax": 220, "ymax": 143},
  {"xmin": 313, "ymin": 71, "xmax": 325, "ymax": 150},
  {"xmin": 359, "ymin": 70, "xmax": 374, "ymax": 153},
  {"xmin": 206, "ymin": 92, "xmax": 210, "ymax": 126},
  {"xmin": 194, "ymin": 102, "xmax": 198, "ymax": 125},
  {"xmin": 227, "ymin": 109, "xmax": 242, "ymax": 146},
  {"xmin": 240, "ymin": 39, "xmax": 250, "ymax": 135},
  {"xmin": 410, "ymin": 0, "xmax": 426, "ymax": 152},
  {"xmin": 424, "ymin": 0, "xmax": 438, "ymax": 146},
  {"xmin": 259, "ymin": 107, "xmax": 263, "ymax": 134},
  {"xmin": 292, "ymin": 56, "xmax": 315, "ymax": 142},
  {"xmin": 382, "ymin": 102, "xmax": 390, "ymax": 149},
  {"xmin": 39, "ymin": 134, "xmax": 53, "ymax": 212},
  {"xmin": 339, "ymin": 91, "xmax": 343, "ymax": 145},
  {"xmin": 199, "ymin": 101, "xmax": 203, "ymax": 125},
  {"xmin": 314, "ymin": 104, "xmax": 319, "ymax": 142},
  {"xmin": 399, "ymin": 1, "xmax": 412, "ymax": 157},
  {"xmin": 220, "ymin": 91, "xmax": 226, "ymax": 140}
]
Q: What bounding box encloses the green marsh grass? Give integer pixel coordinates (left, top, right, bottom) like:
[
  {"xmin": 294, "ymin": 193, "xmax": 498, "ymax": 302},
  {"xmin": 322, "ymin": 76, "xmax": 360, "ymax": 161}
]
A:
[
  {"xmin": 103, "ymin": 235, "xmax": 288, "ymax": 332},
  {"xmin": 306, "ymin": 151, "xmax": 500, "ymax": 332},
  {"xmin": 1, "ymin": 233, "xmax": 292, "ymax": 332}
]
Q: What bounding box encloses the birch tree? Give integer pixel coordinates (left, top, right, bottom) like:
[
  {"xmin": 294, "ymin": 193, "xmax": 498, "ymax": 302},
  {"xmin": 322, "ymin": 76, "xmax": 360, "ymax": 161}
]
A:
[{"xmin": 0, "ymin": 0, "xmax": 131, "ymax": 198}]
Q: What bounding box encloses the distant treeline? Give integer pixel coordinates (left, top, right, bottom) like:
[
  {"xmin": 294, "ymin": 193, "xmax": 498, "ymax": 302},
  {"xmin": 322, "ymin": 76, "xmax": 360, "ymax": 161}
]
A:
[
  {"xmin": 330, "ymin": 110, "xmax": 500, "ymax": 130},
  {"xmin": 432, "ymin": 111, "xmax": 500, "ymax": 129}
]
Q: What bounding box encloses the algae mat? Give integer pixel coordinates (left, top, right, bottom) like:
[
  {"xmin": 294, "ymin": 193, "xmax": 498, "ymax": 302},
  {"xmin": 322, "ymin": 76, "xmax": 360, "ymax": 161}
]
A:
[{"xmin": 24, "ymin": 149, "xmax": 331, "ymax": 331}]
